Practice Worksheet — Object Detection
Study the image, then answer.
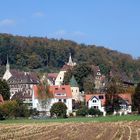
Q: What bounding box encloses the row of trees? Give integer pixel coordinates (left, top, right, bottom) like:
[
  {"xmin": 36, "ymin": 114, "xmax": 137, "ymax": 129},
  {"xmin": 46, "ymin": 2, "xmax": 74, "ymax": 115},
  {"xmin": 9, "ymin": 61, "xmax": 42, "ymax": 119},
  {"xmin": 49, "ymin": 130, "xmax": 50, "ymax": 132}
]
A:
[{"xmin": 0, "ymin": 33, "xmax": 140, "ymax": 82}]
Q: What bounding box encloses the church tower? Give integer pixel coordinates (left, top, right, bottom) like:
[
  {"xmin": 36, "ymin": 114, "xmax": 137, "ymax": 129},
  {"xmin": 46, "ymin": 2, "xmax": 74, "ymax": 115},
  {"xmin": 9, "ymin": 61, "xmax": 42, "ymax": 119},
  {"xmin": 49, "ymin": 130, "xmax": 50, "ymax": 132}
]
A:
[
  {"xmin": 69, "ymin": 75, "xmax": 80, "ymax": 101},
  {"xmin": 6, "ymin": 55, "xmax": 10, "ymax": 71},
  {"xmin": 3, "ymin": 55, "xmax": 12, "ymax": 81},
  {"xmin": 67, "ymin": 53, "xmax": 76, "ymax": 67}
]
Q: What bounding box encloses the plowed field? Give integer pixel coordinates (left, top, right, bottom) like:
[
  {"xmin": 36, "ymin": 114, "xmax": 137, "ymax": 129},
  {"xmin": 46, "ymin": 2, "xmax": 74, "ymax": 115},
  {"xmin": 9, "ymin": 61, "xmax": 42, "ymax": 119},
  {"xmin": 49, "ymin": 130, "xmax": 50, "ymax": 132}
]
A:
[{"xmin": 0, "ymin": 121, "xmax": 140, "ymax": 140}]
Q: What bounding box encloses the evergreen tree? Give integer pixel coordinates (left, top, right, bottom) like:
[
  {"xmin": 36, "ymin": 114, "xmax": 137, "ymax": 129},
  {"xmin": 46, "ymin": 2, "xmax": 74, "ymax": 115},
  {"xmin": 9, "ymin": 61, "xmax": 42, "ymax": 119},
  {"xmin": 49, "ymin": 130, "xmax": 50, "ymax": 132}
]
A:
[{"xmin": 0, "ymin": 79, "xmax": 10, "ymax": 100}]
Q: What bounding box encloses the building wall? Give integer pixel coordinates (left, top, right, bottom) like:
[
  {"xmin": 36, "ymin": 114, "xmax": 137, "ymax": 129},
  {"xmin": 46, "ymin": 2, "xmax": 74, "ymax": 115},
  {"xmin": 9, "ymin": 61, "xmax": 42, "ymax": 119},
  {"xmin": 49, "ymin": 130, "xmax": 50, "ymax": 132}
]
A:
[
  {"xmin": 3, "ymin": 70, "xmax": 12, "ymax": 81},
  {"xmin": 9, "ymin": 84, "xmax": 34, "ymax": 99},
  {"xmin": 32, "ymin": 96, "xmax": 72, "ymax": 115},
  {"xmin": 88, "ymin": 97, "xmax": 105, "ymax": 113},
  {"xmin": 55, "ymin": 70, "xmax": 66, "ymax": 85},
  {"xmin": 71, "ymin": 87, "xmax": 80, "ymax": 101}
]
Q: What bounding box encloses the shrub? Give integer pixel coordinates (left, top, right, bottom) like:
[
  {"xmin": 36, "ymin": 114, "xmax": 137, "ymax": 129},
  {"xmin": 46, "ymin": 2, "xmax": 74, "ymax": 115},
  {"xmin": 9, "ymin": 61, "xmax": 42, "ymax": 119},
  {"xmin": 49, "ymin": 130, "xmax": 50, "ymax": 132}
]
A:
[
  {"xmin": 0, "ymin": 100, "xmax": 17, "ymax": 119},
  {"xmin": 76, "ymin": 106, "xmax": 88, "ymax": 116},
  {"xmin": 88, "ymin": 108, "xmax": 103, "ymax": 116},
  {"xmin": 50, "ymin": 102, "xmax": 67, "ymax": 118},
  {"xmin": 0, "ymin": 100, "xmax": 30, "ymax": 119}
]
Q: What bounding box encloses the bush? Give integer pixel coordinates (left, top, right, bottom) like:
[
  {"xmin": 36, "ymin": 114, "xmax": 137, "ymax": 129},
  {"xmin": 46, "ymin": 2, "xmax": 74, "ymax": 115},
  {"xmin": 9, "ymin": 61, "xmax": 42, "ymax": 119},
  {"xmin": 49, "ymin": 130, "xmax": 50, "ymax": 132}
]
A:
[
  {"xmin": 29, "ymin": 108, "xmax": 39, "ymax": 116},
  {"xmin": 76, "ymin": 106, "xmax": 88, "ymax": 116},
  {"xmin": 50, "ymin": 102, "xmax": 67, "ymax": 118},
  {"xmin": 0, "ymin": 100, "xmax": 17, "ymax": 119},
  {"xmin": 0, "ymin": 100, "xmax": 30, "ymax": 119},
  {"xmin": 88, "ymin": 108, "xmax": 103, "ymax": 116}
]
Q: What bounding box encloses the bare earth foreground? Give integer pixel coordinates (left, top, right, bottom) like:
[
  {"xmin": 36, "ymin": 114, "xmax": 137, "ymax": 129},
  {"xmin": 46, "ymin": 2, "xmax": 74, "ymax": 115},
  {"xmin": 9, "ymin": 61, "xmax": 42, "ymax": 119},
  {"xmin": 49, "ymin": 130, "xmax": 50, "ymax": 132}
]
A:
[{"xmin": 0, "ymin": 121, "xmax": 140, "ymax": 140}]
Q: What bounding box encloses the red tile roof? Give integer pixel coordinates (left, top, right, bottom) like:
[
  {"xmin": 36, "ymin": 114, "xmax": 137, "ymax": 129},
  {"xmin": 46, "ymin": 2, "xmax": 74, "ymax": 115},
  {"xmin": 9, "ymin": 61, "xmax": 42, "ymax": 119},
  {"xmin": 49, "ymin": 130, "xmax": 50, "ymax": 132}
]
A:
[
  {"xmin": 85, "ymin": 94, "xmax": 106, "ymax": 106},
  {"xmin": 118, "ymin": 93, "xmax": 132, "ymax": 104},
  {"xmin": 34, "ymin": 85, "xmax": 72, "ymax": 99},
  {"xmin": 50, "ymin": 85, "xmax": 72, "ymax": 99},
  {"xmin": 85, "ymin": 93, "xmax": 132, "ymax": 106}
]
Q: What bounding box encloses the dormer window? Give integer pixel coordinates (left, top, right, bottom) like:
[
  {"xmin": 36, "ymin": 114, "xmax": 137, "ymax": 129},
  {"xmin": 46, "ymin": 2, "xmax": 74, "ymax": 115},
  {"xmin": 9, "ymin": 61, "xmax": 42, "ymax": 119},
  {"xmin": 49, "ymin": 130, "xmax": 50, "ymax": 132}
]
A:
[
  {"xmin": 99, "ymin": 95, "xmax": 104, "ymax": 99},
  {"xmin": 55, "ymin": 93, "xmax": 66, "ymax": 96}
]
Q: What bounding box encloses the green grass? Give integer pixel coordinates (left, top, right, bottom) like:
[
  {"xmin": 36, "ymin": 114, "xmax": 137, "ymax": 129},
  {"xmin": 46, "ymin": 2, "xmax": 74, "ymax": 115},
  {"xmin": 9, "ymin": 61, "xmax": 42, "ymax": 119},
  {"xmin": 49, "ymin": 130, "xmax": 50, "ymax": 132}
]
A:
[{"xmin": 0, "ymin": 115, "xmax": 140, "ymax": 124}]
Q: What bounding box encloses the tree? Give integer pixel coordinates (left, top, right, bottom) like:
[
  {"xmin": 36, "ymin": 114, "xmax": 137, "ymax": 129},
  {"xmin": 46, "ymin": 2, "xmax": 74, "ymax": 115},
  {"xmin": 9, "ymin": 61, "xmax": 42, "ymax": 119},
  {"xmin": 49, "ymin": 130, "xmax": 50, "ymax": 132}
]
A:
[
  {"xmin": 83, "ymin": 75, "xmax": 95, "ymax": 92},
  {"xmin": 63, "ymin": 63, "xmax": 94, "ymax": 91},
  {"xmin": 0, "ymin": 100, "xmax": 29, "ymax": 119},
  {"xmin": 0, "ymin": 79, "xmax": 10, "ymax": 100},
  {"xmin": 50, "ymin": 102, "xmax": 67, "ymax": 118},
  {"xmin": 37, "ymin": 75, "xmax": 53, "ymax": 110},
  {"xmin": 105, "ymin": 77, "xmax": 123, "ymax": 113},
  {"xmin": 28, "ymin": 53, "xmax": 42, "ymax": 69},
  {"xmin": 133, "ymin": 83, "xmax": 140, "ymax": 113}
]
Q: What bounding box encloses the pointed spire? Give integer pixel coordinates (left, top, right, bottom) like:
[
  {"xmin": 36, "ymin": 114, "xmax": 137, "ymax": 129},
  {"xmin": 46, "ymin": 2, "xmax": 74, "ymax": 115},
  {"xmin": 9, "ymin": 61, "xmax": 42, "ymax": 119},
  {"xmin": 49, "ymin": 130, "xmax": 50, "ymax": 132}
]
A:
[
  {"xmin": 68, "ymin": 53, "xmax": 73, "ymax": 64},
  {"xmin": 67, "ymin": 53, "xmax": 76, "ymax": 66},
  {"xmin": 6, "ymin": 55, "xmax": 10, "ymax": 71},
  {"xmin": 69, "ymin": 75, "xmax": 78, "ymax": 87}
]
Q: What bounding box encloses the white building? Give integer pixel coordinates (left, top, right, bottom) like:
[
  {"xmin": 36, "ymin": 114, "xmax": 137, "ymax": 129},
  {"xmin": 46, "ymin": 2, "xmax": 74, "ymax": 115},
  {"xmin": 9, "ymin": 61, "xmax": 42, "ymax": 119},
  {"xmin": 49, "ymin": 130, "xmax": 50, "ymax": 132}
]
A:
[
  {"xmin": 85, "ymin": 93, "xmax": 132, "ymax": 116},
  {"xmin": 85, "ymin": 94, "xmax": 106, "ymax": 115},
  {"xmin": 3, "ymin": 57, "xmax": 39, "ymax": 108},
  {"xmin": 32, "ymin": 85, "xmax": 73, "ymax": 115}
]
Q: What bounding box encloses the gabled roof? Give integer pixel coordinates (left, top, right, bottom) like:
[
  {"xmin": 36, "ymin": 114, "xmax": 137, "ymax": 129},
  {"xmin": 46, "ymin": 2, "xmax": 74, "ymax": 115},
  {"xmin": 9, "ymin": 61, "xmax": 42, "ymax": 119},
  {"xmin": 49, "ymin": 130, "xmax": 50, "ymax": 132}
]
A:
[
  {"xmin": 34, "ymin": 85, "xmax": 72, "ymax": 99},
  {"xmin": 69, "ymin": 76, "xmax": 78, "ymax": 87},
  {"xmin": 7, "ymin": 70, "xmax": 39, "ymax": 84},
  {"xmin": 90, "ymin": 96, "xmax": 99, "ymax": 101},
  {"xmin": 50, "ymin": 85, "xmax": 72, "ymax": 99},
  {"xmin": 118, "ymin": 93, "xmax": 132, "ymax": 105},
  {"xmin": 48, "ymin": 73, "xmax": 58, "ymax": 79},
  {"xmin": 85, "ymin": 94, "xmax": 106, "ymax": 106},
  {"xmin": 61, "ymin": 64, "xmax": 73, "ymax": 71}
]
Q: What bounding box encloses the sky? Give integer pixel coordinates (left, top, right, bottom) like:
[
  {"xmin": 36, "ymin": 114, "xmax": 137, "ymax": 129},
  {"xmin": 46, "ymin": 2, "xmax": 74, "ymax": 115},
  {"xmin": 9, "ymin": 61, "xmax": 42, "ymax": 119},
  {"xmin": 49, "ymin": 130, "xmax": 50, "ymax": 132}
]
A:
[{"xmin": 0, "ymin": 0, "xmax": 140, "ymax": 58}]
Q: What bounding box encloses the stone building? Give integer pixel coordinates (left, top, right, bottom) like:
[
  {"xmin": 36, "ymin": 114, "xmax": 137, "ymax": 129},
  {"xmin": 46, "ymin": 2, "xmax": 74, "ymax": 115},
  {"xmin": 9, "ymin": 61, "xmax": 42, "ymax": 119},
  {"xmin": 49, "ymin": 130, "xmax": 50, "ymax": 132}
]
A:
[{"xmin": 3, "ymin": 57, "xmax": 39, "ymax": 108}]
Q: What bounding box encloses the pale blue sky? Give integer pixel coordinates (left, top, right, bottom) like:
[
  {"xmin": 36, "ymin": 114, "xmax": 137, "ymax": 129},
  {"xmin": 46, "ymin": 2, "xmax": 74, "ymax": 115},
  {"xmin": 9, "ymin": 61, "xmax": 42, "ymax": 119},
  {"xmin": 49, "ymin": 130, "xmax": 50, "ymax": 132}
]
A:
[{"xmin": 0, "ymin": 0, "xmax": 140, "ymax": 57}]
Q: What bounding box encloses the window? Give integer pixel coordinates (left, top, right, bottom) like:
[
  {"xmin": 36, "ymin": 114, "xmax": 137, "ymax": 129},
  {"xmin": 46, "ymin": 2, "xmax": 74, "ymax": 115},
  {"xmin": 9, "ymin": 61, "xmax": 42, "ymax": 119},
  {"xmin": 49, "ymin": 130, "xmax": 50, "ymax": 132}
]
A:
[
  {"xmin": 55, "ymin": 93, "xmax": 66, "ymax": 96},
  {"xmin": 93, "ymin": 100, "xmax": 97, "ymax": 103},
  {"xmin": 62, "ymin": 88, "xmax": 65, "ymax": 90},
  {"xmin": 99, "ymin": 95, "xmax": 104, "ymax": 99},
  {"xmin": 63, "ymin": 99, "xmax": 66, "ymax": 103},
  {"xmin": 60, "ymin": 77, "xmax": 61, "ymax": 79},
  {"xmin": 59, "ymin": 99, "xmax": 61, "ymax": 102},
  {"xmin": 93, "ymin": 106, "xmax": 98, "ymax": 109},
  {"xmin": 55, "ymin": 88, "xmax": 58, "ymax": 90}
]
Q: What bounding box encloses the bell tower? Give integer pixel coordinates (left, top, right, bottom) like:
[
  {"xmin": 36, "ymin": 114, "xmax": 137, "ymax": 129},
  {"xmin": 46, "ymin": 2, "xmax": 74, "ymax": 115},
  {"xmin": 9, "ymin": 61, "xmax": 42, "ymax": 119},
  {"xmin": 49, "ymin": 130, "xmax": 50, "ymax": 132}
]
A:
[{"xmin": 3, "ymin": 55, "xmax": 12, "ymax": 81}]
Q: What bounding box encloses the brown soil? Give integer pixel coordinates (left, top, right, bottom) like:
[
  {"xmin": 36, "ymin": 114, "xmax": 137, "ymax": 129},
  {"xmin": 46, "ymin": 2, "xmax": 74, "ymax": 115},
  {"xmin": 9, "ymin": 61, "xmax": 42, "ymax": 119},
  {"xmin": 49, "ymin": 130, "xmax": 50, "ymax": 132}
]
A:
[{"xmin": 0, "ymin": 121, "xmax": 140, "ymax": 140}]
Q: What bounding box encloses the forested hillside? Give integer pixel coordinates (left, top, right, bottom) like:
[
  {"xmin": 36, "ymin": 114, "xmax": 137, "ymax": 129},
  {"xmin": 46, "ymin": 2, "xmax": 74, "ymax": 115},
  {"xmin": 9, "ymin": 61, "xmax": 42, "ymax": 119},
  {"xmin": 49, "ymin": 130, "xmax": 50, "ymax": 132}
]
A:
[{"xmin": 0, "ymin": 33, "xmax": 140, "ymax": 82}]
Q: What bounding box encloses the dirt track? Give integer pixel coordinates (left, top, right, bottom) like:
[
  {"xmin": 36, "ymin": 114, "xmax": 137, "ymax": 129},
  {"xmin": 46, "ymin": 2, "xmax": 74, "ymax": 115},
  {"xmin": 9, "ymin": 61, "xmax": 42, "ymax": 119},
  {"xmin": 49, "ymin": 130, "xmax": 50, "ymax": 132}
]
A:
[{"xmin": 0, "ymin": 121, "xmax": 140, "ymax": 140}]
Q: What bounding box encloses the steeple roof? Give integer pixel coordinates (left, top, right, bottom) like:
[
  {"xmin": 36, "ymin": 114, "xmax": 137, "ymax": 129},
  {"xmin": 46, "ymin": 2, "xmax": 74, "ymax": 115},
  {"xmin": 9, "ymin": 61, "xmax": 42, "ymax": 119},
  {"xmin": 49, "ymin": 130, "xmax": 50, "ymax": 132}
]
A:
[
  {"xmin": 67, "ymin": 53, "xmax": 76, "ymax": 67},
  {"xmin": 69, "ymin": 75, "xmax": 78, "ymax": 87},
  {"xmin": 6, "ymin": 55, "xmax": 10, "ymax": 71}
]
